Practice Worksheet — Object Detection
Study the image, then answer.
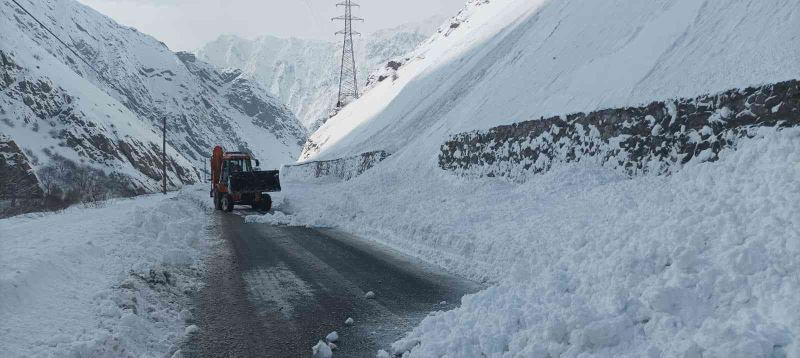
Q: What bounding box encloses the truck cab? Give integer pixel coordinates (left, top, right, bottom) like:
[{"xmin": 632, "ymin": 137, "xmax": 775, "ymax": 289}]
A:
[
  {"xmin": 210, "ymin": 146, "xmax": 280, "ymax": 212},
  {"xmin": 220, "ymin": 153, "xmax": 254, "ymax": 185}
]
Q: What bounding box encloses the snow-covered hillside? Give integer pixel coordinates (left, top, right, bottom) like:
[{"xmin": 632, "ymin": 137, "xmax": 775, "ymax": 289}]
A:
[
  {"xmin": 196, "ymin": 16, "xmax": 444, "ymax": 129},
  {"xmin": 304, "ymin": 0, "xmax": 800, "ymax": 162},
  {"xmin": 0, "ymin": 0, "xmax": 306, "ymax": 203},
  {"xmin": 257, "ymin": 0, "xmax": 800, "ymax": 356}
]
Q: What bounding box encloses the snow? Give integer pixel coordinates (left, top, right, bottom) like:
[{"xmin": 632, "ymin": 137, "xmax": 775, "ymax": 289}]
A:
[
  {"xmin": 312, "ymin": 340, "xmax": 333, "ymax": 358},
  {"xmin": 1, "ymin": 0, "xmax": 305, "ymax": 194},
  {"xmin": 345, "ymin": 317, "xmax": 355, "ymax": 326},
  {"xmin": 364, "ymin": 291, "xmax": 376, "ymax": 299},
  {"xmin": 196, "ymin": 16, "xmax": 446, "ymax": 129},
  {"xmin": 244, "ymin": 210, "xmax": 293, "ymax": 226},
  {"xmin": 184, "ymin": 325, "xmax": 200, "ymax": 336},
  {"xmin": 267, "ymin": 127, "xmax": 800, "ymax": 356},
  {"xmin": 304, "ymin": 0, "xmax": 800, "ymax": 162},
  {"xmin": 326, "ymin": 331, "xmax": 339, "ymax": 343},
  {"xmin": 3, "ymin": 0, "xmax": 797, "ymax": 356},
  {"xmin": 282, "ymin": 1, "xmax": 800, "ymax": 354},
  {"xmin": 0, "ymin": 186, "xmax": 214, "ymax": 357}
]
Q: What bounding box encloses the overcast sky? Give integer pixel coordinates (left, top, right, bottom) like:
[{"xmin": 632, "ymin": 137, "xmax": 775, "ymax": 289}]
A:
[{"xmin": 75, "ymin": 0, "xmax": 465, "ymax": 51}]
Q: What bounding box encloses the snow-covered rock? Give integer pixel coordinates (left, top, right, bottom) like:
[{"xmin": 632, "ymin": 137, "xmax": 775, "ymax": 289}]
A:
[
  {"xmin": 312, "ymin": 340, "xmax": 333, "ymax": 358},
  {"xmin": 184, "ymin": 325, "xmax": 200, "ymax": 335}
]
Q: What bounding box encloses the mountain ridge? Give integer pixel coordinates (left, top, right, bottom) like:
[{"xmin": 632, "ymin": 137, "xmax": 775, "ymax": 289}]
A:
[{"xmin": 196, "ymin": 15, "xmax": 446, "ymax": 130}]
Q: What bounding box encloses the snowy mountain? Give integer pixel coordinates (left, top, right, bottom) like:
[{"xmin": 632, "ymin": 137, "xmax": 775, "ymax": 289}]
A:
[
  {"xmin": 0, "ymin": 0, "xmax": 306, "ymax": 208},
  {"xmin": 196, "ymin": 16, "xmax": 445, "ymax": 130}
]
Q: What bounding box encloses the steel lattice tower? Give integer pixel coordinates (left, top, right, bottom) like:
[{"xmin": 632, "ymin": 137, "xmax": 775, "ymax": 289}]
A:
[{"xmin": 332, "ymin": 0, "xmax": 363, "ymax": 108}]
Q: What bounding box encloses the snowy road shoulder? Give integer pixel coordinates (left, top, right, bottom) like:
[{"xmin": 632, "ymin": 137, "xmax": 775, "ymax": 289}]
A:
[{"xmin": 0, "ymin": 186, "xmax": 214, "ymax": 357}]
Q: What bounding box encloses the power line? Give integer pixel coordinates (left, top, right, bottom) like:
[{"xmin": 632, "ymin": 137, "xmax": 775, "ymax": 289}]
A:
[
  {"xmin": 332, "ymin": 0, "xmax": 363, "ymax": 109},
  {"xmin": 8, "ymin": 0, "xmax": 109, "ymax": 83}
]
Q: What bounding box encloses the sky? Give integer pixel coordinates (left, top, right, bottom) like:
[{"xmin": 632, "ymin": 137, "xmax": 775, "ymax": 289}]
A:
[{"xmin": 75, "ymin": 0, "xmax": 466, "ymax": 51}]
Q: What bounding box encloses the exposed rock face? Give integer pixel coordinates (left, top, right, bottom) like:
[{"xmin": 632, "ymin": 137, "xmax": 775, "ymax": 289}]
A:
[
  {"xmin": 439, "ymin": 80, "xmax": 800, "ymax": 181},
  {"xmin": 1, "ymin": 51, "xmax": 195, "ymax": 187},
  {"xmin": 0, "ymin": 133, "xmax": 42, "ymax": 205},
  {"xmin": 283, "ymin": 150, "xmax": 390, "ymax": 182}
]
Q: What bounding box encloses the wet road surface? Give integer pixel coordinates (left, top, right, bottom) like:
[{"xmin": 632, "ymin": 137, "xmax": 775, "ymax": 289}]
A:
[{"xmin": 183, "ymin": 210, "xmax": 480, "ymax": 357}]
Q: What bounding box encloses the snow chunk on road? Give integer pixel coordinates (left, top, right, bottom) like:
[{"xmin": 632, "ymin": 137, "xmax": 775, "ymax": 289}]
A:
[
  {"xmin": 245, "ymin": 211, "xmax": 295, "ymax": 225},
  {"xmin": 345, "ymin": 317, "xmax": 355, "ymax": 326},
  {"xmin": 326, "ymin": 331, "xmax": 339, "ymax": 342},
  {"xmin": 184, "ymin": 325, "xmax": 201, "ymax": 335},
  {"xmin": 312, "ymin": 340, "xmax": 333, "ymax": 358},
  {"xmin": 364, "ymin": 291, "xmax": 376, "ymax": 299}
]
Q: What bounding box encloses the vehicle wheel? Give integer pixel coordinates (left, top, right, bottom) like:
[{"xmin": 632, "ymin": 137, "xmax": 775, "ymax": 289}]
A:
[
  {"xmin": 261, "ymin": 194, "xmax": 272, "ymax": 212},
  {"xmin": 213, "ymin": 191, "xmax": 222, "ymax": 210},
  {"xmin": 222, "ymin": 194, "xmax": 234, "ymax": 212}
]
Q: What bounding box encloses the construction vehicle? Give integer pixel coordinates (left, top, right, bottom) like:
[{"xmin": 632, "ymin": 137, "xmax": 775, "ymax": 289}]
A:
[{"xmin": 210, "ymin": 146, "xmax": 280, "ymax": 212}]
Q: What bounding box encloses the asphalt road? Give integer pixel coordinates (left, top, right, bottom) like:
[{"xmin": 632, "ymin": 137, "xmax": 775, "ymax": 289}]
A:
[{"xmin": 183, "ymin": 210, "xmax": 480, "ymax": 357}]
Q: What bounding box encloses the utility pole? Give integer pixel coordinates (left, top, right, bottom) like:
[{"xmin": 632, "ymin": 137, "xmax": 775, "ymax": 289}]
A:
[
  {"xmin": 332, "ymin": 0, "xmax": 363, "ymax": 109},
  {"xmin": 162, "ymin": 116, "xmax": 167, "ymax": 195}
]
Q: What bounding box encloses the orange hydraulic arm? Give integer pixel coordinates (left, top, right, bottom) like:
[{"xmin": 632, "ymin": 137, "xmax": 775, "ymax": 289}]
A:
[{"xmin": 211, "ymin": 146, "xmax": 224, "ymax": 193}]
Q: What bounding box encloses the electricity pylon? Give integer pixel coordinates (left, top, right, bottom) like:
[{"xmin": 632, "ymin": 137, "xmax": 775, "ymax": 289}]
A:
[{"xmin": 332, "ymin": 0, "xmax": 363, "ymax": 109}]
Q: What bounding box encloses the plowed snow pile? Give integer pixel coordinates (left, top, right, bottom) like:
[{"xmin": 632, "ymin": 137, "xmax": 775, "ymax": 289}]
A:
[
  {"xmin": 277, "ymin": 125, "xmax": 800, "ymax": 357},
  {"xmin": 266, "ymin": 0, "xmax": 800, "ymax": 356},
  {"xmin": 0, "ymin": 187, "xmax": 214, "ymax": 357}
]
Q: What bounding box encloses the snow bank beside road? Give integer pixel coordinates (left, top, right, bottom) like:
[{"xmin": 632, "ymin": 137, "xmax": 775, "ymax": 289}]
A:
[
  {"xmin": 269, "ymin": 128, "xmax": 800, "ymax": 356},
  {"xmin": 0, "ymin": 187, "xmax": 213, "ymax": 357}
]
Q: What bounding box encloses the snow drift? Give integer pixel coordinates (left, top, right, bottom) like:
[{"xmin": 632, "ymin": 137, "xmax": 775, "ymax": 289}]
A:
[
  {"xmin": 268, "ymin": 0, "xmax": 800, "ymax": 356},
  {"xmin": 0, "ymin": 187, "xmax": 214, "ymax": 357}
]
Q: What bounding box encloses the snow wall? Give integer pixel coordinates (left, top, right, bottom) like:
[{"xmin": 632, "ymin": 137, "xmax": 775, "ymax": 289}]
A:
[{"xmin": 283, "ymin": 150, "xmax": 390, "ymax": 182}]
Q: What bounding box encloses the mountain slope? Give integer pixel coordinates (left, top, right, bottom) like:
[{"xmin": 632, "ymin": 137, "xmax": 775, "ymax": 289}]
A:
[
  {"xmin": 303, "ymin": 0, "xmax": 800, "ymax": 163},
  {"xmin": 196, "ymin": 16, "xmax": 445, "ymax": 129},
  {"xmin": 0, "ymin": 0, "xmax": 306, "ymax": 206}
]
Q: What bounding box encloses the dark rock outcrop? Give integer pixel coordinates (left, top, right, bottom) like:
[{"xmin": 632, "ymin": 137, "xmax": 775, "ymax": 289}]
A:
[
  {"xmin": 439, "ymin": 79, "xmax": 800, "ymax": 181},
  {"xmin": 0, "ymin": 133, "xmax": 43, "ymax": 205}
]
